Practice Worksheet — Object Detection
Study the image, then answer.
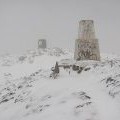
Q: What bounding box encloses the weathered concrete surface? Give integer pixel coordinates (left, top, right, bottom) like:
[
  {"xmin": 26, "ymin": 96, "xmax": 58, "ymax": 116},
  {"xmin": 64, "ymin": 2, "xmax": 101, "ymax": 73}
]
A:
[{"xmin": 74, "ymin": 20, "xmax": 100, "ymax": 61}]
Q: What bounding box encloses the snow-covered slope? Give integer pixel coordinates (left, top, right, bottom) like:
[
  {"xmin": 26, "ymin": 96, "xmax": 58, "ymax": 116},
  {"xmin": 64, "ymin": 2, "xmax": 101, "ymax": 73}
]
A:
[{"xmin": 0, "ymin": 48, "xmax": 120, "ymax": 120}]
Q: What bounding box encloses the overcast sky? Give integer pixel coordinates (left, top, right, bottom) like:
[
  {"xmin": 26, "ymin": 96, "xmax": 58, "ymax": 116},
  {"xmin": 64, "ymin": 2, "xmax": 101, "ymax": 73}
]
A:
[{"xmin": 0, "ymin": 0, "xmax": 120, "ymax": 55}]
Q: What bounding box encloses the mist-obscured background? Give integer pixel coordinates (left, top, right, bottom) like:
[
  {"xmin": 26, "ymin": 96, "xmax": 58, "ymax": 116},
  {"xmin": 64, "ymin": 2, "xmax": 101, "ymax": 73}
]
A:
[{"xmin": 0, "ymin": 0, "xmax": 120, "ymax": 55}]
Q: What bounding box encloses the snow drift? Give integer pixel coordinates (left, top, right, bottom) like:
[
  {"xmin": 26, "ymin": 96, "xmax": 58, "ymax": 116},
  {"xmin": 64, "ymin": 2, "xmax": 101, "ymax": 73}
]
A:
[{"xmin": 0, "ymin": 48, "xmax": 120, "ymax": 120}]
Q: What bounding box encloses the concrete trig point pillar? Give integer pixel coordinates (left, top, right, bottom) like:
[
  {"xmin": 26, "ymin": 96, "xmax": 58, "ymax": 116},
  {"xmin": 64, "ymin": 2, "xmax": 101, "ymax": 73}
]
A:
[
  {"xmin": 74, "ymin": 20, "xmax": 100, "ymax": 61},
  {"xmin": 38, "ymin": 39, "xmax": 47, "ymax": 49}
]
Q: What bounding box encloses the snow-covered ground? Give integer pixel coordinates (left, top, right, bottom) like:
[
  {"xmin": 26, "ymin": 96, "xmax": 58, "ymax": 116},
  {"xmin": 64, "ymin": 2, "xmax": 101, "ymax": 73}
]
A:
[{"xmin": 0, "ymin": 48, "xmax": 120, "ymax": 120}]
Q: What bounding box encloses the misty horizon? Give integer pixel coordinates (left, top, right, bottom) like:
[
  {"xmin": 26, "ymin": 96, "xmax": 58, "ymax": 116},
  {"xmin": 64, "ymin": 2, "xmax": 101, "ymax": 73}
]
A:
[{"xmin": 0, "ymin": 0, "xmax": 120, "ymax": 55}]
